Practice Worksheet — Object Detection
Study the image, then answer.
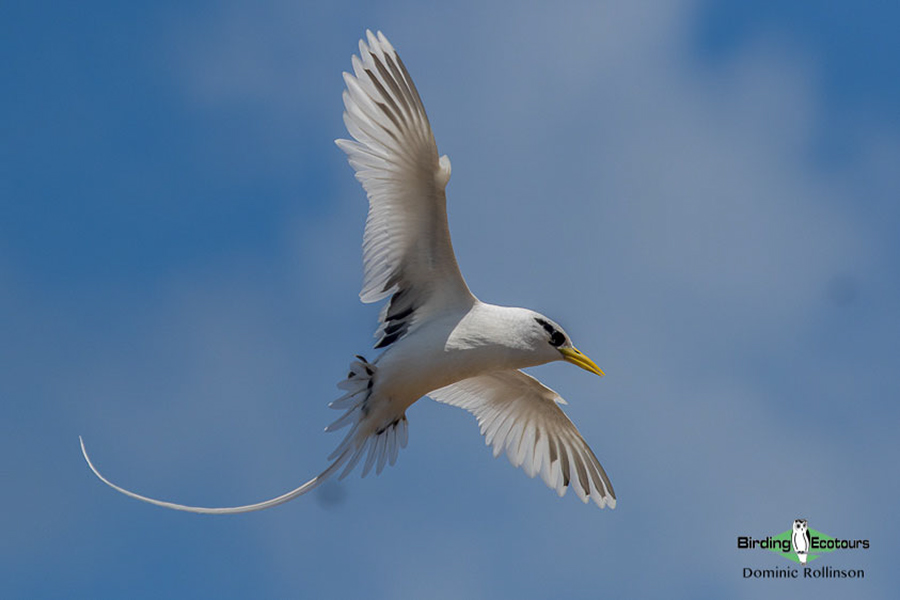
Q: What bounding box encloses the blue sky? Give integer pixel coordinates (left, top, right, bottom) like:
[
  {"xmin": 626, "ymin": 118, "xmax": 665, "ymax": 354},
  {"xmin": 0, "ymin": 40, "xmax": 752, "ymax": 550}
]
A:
[{"xmin": 2, "ymin": 1, "xmax": 898, "ymax": 598}]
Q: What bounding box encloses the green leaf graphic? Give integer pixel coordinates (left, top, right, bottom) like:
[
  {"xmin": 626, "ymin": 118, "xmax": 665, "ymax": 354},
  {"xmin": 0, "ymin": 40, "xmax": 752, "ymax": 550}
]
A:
[{"xmin": 766, "ymin": 528, "xmax": 837, "ymax": 563}]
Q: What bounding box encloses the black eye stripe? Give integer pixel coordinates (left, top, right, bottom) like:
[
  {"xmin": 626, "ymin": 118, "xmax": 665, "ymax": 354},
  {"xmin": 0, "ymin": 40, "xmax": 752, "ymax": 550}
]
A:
[
  {"xmin": 535, "ymin": 318, "xmax": 566, "ymax": 347},
  {"xmin": 534, "ymin": 318, "xmax": 554, "ymax": 334},
  {"xmin": 534, "ymin": 318, "xmax": 556, "ymax": 335}
]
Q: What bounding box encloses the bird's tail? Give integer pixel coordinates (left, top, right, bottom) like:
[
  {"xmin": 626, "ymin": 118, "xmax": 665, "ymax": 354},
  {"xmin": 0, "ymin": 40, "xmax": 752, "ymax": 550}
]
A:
[
  {"xmin": 79, "ymin": 436, "xmax": 342, "ymax": 515},
  {"xmin": 325, "ymin": 355, "xmax": 408, "ymax": 479},
  {"xmin": 79, "ymin": 356, "xmax": 406, "ymax": 514},
  {"xmin": 797, "ymin": 551, "xmax": 808, "ymax": 565}
]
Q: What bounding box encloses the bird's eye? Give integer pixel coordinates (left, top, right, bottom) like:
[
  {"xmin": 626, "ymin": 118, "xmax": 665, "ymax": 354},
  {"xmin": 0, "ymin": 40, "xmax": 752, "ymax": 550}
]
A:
[{"xmin": 535, "ymin": 318, "xmax": 566, "ymax": 347}]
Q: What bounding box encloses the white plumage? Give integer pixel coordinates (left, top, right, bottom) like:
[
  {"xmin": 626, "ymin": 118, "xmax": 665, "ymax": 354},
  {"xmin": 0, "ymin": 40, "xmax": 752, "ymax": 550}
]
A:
[
  {"xmin": 80, "ymin": 30, "xmax": 616, "ymax": 513},
  {"xmin": 430, "ymin": 370, "xmax": 613, "ymax": 506}
]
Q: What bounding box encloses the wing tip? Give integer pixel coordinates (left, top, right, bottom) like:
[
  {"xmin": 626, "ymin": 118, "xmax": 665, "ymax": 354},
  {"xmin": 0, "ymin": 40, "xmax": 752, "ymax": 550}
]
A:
[{"xmin": 436, "ymin": 154, "xmax": 451, "ymax": 188}]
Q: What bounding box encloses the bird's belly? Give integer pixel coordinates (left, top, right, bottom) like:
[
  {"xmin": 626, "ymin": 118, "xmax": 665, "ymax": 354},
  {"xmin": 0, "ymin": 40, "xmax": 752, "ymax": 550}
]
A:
[{"xmin": 373, "ymin": 338, "xmax": 511, "ymax": 410}]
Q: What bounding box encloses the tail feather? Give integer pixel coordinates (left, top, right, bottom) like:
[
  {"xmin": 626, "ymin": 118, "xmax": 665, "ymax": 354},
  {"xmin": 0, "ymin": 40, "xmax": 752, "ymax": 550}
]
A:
[
  {"xmin": 79, "ymin": 435, "xmax": 345, "ymax": 515},
  {"xmin": 80, "ymin": 355, "xmax": 409, "ymax": 514},
  {"xmin": 327, "ymin": 356, "xmax": 409, "ymax": 479},
  {"xmin": 336, "ymin": 415, "xmax": 408, "ymax": 480},
  {"xmin": 362, "ymin": 434, "xmax": 381, "ymax": 477},
  {"xmin": 339, "ymin": 441, "xmax": 369, "ymax": 479}
]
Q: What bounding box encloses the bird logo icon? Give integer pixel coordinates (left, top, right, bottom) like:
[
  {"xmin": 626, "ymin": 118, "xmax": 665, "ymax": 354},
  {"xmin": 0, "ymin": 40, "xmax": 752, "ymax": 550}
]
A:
[{"xmin": 792, "ymin": 519, "xmax": 811, "ymax": 565}]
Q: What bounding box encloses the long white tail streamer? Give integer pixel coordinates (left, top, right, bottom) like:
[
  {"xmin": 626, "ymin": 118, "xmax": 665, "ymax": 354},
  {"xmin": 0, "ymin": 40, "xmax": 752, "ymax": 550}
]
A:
[
  {"xmin": 79, "ymin": 357, "xmax": 392, "ymax": 514},
  {"xmin": 79, "ymin": 436, "xmax": 343, "ymax": 514}
]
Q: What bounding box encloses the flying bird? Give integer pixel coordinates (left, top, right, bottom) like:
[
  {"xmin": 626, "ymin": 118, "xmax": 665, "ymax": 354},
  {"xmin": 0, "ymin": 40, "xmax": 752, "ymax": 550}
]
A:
[{"xmin": 80, "ymin": 30, "xmax": 616, "ymax": 512}]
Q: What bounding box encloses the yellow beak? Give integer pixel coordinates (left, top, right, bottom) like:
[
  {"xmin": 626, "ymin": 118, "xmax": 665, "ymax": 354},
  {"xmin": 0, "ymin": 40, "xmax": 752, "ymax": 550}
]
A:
[{"xmin": 559, "ymin": 347, "xmax": 604, "ymax": 377}]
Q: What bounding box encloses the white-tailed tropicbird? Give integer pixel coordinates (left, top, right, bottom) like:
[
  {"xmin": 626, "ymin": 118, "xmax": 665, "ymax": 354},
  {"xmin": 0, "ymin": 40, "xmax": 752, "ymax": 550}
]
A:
[{"xmin": 80, "ymin": 30, "xmax": 616, "ymax": 512}]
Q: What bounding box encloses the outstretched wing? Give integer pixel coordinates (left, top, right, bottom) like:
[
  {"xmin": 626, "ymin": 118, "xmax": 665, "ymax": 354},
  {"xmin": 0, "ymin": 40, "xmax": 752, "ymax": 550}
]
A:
[
  {"xmin": 429, "ymin": 370, "xmax": 616, "ymax": 508},
  {"xmin": 336, "ymin": 30, "xmax": 474, "ymax": 349}
]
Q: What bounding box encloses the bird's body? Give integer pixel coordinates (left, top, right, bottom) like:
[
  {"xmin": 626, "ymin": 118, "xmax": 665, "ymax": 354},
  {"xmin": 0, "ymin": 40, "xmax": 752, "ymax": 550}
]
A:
[
  {"xmin": 329, "ymin": 303, "xmax": 582, "ymax": 459},
  {"xmin": 375, "ymin": 304, "xmax": 562, "ymax": 402},
  {"xmin": 80, "ymin": 30, "xmax": 616, "ymax": 513}
]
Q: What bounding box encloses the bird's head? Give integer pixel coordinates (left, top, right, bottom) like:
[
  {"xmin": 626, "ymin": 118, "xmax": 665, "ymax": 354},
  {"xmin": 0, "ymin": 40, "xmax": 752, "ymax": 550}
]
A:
[{"xmin": 529, "ymin": 314, "xmax": 604, "ymax": 376}]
